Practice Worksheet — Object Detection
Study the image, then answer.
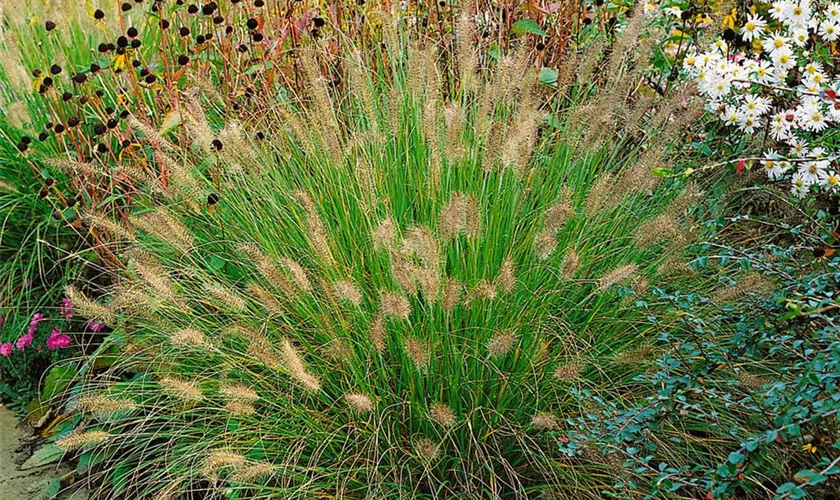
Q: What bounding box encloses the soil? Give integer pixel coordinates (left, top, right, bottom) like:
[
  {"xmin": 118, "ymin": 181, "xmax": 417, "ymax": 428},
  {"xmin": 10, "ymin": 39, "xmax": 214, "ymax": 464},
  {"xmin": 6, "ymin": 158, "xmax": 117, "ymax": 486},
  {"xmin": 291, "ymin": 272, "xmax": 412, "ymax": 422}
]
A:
[{"xmin": 0, "ymin": 404, "xmax": 72, "ymax": 500}]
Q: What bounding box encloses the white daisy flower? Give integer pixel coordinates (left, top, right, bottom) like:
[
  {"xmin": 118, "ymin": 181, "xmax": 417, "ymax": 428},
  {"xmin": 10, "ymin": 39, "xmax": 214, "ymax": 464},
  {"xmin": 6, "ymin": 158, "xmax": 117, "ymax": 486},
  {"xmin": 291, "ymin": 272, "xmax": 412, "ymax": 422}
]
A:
[
  {"xmin": 743, "ymin": 94, "xmax": 772, "ymax": 116},
  {"xmin": 742, "ymin": 14, "xmax": 768, "ymax": 41},
  {"xmin": 761, "ymin": 150, "xmax": 787, "ymax": 179},
  {"xmin": 820, "ymin": 22, "xmax": 840, "ymax": 41},
  {"xmin": 738, "ymin": 113, "xmax": 760, "ymax": 133},
  {"xmin": 785, "ymin": 1, "xmax": 811, "ymax": 26},
  {"xmin": 822, "ymin": 171, "xmax": 840, "ymax": 190},
  {"xmin": 798, "ymin": 161, "xmax": 826, "ymax": 184},
  {"xmin": 791, "ymin": 171, "xmax": 811, "ymax": 197},
  {"xmin": 827, "ymin": 2, "xmax": 840, "ymax": 22},
  {"xmin": 771, "ymin": 46, "xmax": 796, "ymax": 70},
  {"xmin": 763, "ymin": 33, "xmax": 791, "ymax": 53},
  {"xmin": 721, "ymin": 105, "xmax": 743, "ymax": 126},
  {"xmin": 791, "ymin": 28, "xmax": 809, "ymax": 46},
  {"xmin": 770, "ymin": 1, "xmax": 792, "ymax": 21}
]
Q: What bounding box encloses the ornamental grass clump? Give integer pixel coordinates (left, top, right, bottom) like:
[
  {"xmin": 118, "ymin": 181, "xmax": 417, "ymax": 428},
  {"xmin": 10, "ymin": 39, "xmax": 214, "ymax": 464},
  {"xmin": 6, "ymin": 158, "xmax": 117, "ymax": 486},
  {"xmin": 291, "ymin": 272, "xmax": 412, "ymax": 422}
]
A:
[{"xmin": 66, "ymin": 22, "xmax": 704, "ymax": 499}]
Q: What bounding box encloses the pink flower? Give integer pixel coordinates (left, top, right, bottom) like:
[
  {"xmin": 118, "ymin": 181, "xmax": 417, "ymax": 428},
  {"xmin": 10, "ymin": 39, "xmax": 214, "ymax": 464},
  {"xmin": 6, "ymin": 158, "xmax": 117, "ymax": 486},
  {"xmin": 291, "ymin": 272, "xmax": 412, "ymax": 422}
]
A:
[
  {"xmin": 15, "ymin": 332, "xmax": 33, "ymax": 351},
  {"xmin": 30, "ymin": 313, "xmax": 44, "ymax": 327},
  {"xmin": 0, "ymin": 314, "xmax": 4, "ymax": 328},
  {"xmin": 27, "ymin": 325, "xmax": 36, "ymax": 336},
  {"xmin": 0, "ymin": 343, "xmax": 12, "ymax": 357},
  {"xmin": 59, "ymin": 297, "xmax": 74, "ymax": 319},
  {"xmin": 46, "ymin": 328, "xmax": 71, "ymax": 350},
  {"xmin": 87, "ymin": 320, "xmax": 105, "ymax": 333}
]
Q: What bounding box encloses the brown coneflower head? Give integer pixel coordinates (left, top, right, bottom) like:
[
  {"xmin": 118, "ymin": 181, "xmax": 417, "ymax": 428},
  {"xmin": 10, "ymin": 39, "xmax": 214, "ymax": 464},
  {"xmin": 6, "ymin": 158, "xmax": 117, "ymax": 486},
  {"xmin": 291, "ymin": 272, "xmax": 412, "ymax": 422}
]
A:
[
  {"xmin": 345, "ymin": 393, "xmax": 374, "ymax": 413},
  {"xmin": 597, "ymin": 264, "xmax": 639, "ymax": 292},
  {"xmin": 75, "ymin": 394, "xmax": 137, "ymax": 415},
  {"xmin": 159, "ymin": 376, "xmax": 203, "ymax": 402},
  {"xmin": 429, "ymin": 403, "xmax": 456, "ymax": 428},
  {"xmin": 531, "ymin": 412, "xmax": 559, "ymax": 430},
  {"xmin": 380, "ymin": 291, "xmax": 411, "ymax": 320},
  {"xmin": 553, "ymin": 363, "xmax": 584, "ymax": 381},
  {"xmin": 487, "ymin": 330, "xmax": 518, "ymax": 357},
  {"xmin": 333, "ymin": 280, "xmax": 362, "ymax": 306},
  {"xmin": 280, "ymin": 339, "xmax": 321, "ymax": 392},
  {"xmin": 56, "ymin": 430, "xmax": 111, "ymax": 451},
  {"xmin": 413, "ymin": 438, "xmax": 440, "ymax": 462}
]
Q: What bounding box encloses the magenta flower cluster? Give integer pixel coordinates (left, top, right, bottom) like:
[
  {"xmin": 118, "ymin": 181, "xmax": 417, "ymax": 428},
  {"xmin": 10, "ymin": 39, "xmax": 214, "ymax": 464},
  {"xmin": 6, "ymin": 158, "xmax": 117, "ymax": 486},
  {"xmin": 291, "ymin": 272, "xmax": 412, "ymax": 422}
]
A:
[{"xmin": 0, "ymin": 296, "xmax": 92, "ymax": 358}]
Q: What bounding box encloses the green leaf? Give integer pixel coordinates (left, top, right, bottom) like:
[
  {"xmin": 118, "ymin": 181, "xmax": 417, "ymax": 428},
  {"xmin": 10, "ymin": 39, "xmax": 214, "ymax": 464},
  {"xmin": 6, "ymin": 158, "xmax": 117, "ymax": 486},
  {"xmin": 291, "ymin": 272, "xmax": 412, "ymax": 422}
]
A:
[
  {"xmin": 511, "ymin": 19, "xmax": 547, "ymax": 37},
  {"xmin": 538, "ymin": 67, "xmax": 558, "ymax": 87},
  {"xmin": 42, "ymin": 364, "xmax": 78, "ymax": 401},
  {"xmin": 20, "ymin": 443, "xmax": 64, "ymax": 470}
]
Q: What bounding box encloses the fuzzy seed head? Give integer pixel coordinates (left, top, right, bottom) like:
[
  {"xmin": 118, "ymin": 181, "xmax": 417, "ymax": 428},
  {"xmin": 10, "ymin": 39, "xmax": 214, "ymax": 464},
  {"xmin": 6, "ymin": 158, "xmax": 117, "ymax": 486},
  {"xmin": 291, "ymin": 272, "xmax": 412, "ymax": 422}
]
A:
[
  {"xmin": 531, "ymin": 412, "xmax": 559, "ymax": 430},
  {"xmin": 380, "ymin": 291, "xmax": 411, "ymax": 320},
  {"xmin": 56, "ymin": 430, "xmax": 111, "ymax": 451},
  {"xmin": 333, "ymin": 280, "xmax": 362, "ymax": 306},
  {"xmin": 495, "ymin": 258, "xmax": 516, "ymax": 293},
  {"xmin": 159, "ymin": 376, "xmax": 203, "ymax": 402},
  {"xmin": 345, "ymin": 393, "xmax": 374, "ymax": 413},
  {"xmin": 487, "ymin": 331, "xmax": 518, "ymax": 357},
  {"xmin": 220, "ymin": 384, "xmax": 259, "ymax": 402},
  {"xmin": 413, "ymin": 438, "xmax": 440, "ymax": 462},
  {"xmin": 281, "ymin": 339, "xmax": 321, "ymax": 392},
  {"xmin": 553, "ymin": 363, "xmax": 584, "ymax": 380},
  {"xmin": 597, "ymin": 264, "xmax": 639, "ymax": 292},
  {"xmin": 443, "ymin": 278, "xmax": 462, "ymax": 312},
  {"xmin": 429, "ymin": 403, "xmax": 456, "ymax": 427}
]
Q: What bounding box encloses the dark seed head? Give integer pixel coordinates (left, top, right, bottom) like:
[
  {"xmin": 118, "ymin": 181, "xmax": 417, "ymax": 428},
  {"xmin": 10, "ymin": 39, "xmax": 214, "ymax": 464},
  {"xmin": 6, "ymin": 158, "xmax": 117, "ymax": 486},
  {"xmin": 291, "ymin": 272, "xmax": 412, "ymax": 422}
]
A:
[
  {"xmin": 68, "ymin": 117, "xmax": 80, "ymax": 127},
  {"xmin": 252, "ymin": 32, "xmax": 264, "ymax": 42},
  {"xmin": 131, "ymin": 39, "xmax": 141, "ymax": 48},
  {"xmin": 20, "ymin": 136, "xmax": 31, "ymax": 145},
  {"xmin": 160, "ymin": 19, "xmax": 170, "ymax": 29},
  {"xmin": 120, "ymin": 110, "xmax": 130, "ymax": 119},
  {"xmin": 45, "ymin": 178, "xmax": 55, "ymax": 187},
  {"xmin": 40, "ymin": 188, "xmax": 50, "ymax": 199},
  {"xmin": 32, "ymin": 68, "xmax": 42, "ymax": 77},
  {"xmin": 213, "ymin": 15, "xmax": 224, "ymax": 24},
  {"xmin": 256, "ymin": 131, "xmax": 265, "ymax": 140},
  {"xmin": 62, "ymin": 91, "xmax": 73, "ymax": 102},
  {"xmin": 94, "ymin": 9, "xmax": 105, "ymax": 19},
  {"xmin": 107, "ymin": 118, "xmax": 119, "ymax": 129},
  {"xmin": 247, "ymin": 18, "xmax": 258, "ymax": 29},
  {"xmin": 211, "ymin": 138, "xmax": 223, "ymax": 151},
  {"xmin": 45, "ymin": 21, "xmax": 56, "ymax": 31},
  {"xmin": 178, "ymin": 54, "xmax": 190, "ymax": 65},
  {"xmin": 53, "ymin": 211, "xmax": 63, "ymax": 220},
  {"xmin": 196, "ymin": 35, "xmax": 206, "ymax": 44},
  {"xmin": 128, "ymin": 27, "xmax": 138, "ymax": 37},
  {"xmin": 54, "ymin": 124, "xmax": 65, "ymax": 133},
  {"xmin": 180, "ymin": 26, "xmax": 191, "ymax": 36},
  {"xmin": 80, "ymin": 95, "xmax": 89, "ymax": 104},
  {"xmin": 207, "ymin": 193, "xmax": 219, "ymax": 205},
  {"xmin": 72, "ymin": 72, "xmax": 87, "ymax": 84},
  {"xmin": 95, "ymin": 89, "xmax": 105, "ymax": 97},
  {"xmin": 536, "ymin": 42, "xmax": 545, "ymax": 51},
  {"xmin": 121, "ymin": 139, "xmax": 131, "ymax": 148},
  {"xmin": 313, "ymin": 17, "xmax": 325, "ymax": 27},
  {"xmin": 202, "ymin": 3, "xmax": 216, "ymax": 15},
  {"xmin": 117, "ymin": 36, "xmax": 129, "ymax": 48},
  {"xmin": 50, "ymin": 64, "xmax": 62, "ymax": 75},
  {"xmin": 39, "ymin": 132, "xmax": 49, "ymax": 141},
  {"xmin": 94, "ymin": 123, "xmax": 106, "ymax": 135},
  {"xmin": 16, "ymin": 142, "xmax": 28, "ymax": 152},
  {"xmin": 144, "ymin": 74, "xmax": 156, "ymax": 84},
  {"xmin": 255, "ymin": 0, "xmax": 264, "ymax": 6},
  {"xmin": 237, "ymin": 44, "xmax": 248, "ymax": 52},
  {"xmin": 188, "ymin": 4, "xmax": 199, "ymax": 14},
  {"xmin": 98, "ymin": 42, "xmax": 110, "ymax": 53},
  {"xmin": 813, "ymin": 247, "xmax": 826, "ymax": 258},
  {"xmin": 122, "ymin": 3, "xmax": 132, "ymax": 12},
  {"xmin": 97, "ymin": 143, "xmax": 108, "ymax": 153}
]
